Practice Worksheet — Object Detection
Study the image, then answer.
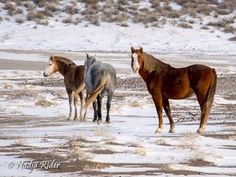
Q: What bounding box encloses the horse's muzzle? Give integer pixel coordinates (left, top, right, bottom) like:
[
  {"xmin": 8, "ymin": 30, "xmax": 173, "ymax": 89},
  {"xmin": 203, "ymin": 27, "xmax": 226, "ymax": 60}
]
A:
[{"xmin": 43, "ymin": 72, "xmax": 48, "ymax": 77}]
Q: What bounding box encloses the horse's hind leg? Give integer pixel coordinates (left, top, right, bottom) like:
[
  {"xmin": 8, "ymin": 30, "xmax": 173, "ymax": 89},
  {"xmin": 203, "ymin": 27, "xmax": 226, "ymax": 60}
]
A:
[
  {"xmin": 105, "ymin": 94, "xmax": 112, "ymax": 124},
  {"xmin": 73, "ymin": 94, "xmax": 79, "ymax": 120},
  {"xmin": 163, "ymin": 99, "xmax": 175, "ymax": 133},
  {"xmin": 196, "ymin": 92, "xmax": 212, "ymax": 135},
  {"xmin": 197, "ymin": 99, "xmax": 212, "ymax": 135},
  {"xmin": 97, "ymin": 95, "xmax": 102, "ymax": 123},
  {"xmin": 93, "ymin": 101, "xmax": 97, "ymax": 122},
  {"xmin": 83, "ymin": 92, "xmax": 88, "ymax": 121}
]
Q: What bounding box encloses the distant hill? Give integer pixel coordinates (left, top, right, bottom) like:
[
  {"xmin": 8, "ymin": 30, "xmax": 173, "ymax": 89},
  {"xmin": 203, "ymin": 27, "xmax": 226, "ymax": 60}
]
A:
[{"xmin": 0, "ymin": 0, "xmax": 235, "ymax": 34}]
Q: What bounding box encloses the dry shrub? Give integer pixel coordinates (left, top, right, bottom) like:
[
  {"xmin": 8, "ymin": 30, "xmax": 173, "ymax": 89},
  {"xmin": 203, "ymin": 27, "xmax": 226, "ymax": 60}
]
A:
[
  {"xmin": 113, "ymin": 12, "xmax": 129, "ymax": 23},
  {"xmin": 16, "ymin": 8, "xmax": 23, "ymax": 14},
  {"xmin": 4, "ymin": 2, "xmax": 17, "ymax": 16},
  {"xmin": 62, "ymin": 16, "xmax": 73, "ymax": 24},
  {"xmin": 15, "ymin": 16, "xmax": 24, "ymax": 24},
  {"xmin": 182, "ymin": 2, "xmax": 198, "ymax": 9},
  {"xmin": 129, "ymin": 5, "xmax": 139, "ymax": 11},
  {"xmin": 33, "ymin": 0, "xmax": 46, "ymax": 7},
  {"xmin": 26, "ymin": 11, "xmax": 46, "ymax": 21},
  {"xmin": 178, "ymin": 22, "xmax": 193, "ymax": 29},
  {"xmin": 167, "ymin": 11, "xmax": 181, "ymax": 18},
  {"xmin": 218, "ymin": 0, "xmax": 236, "ymax": 12},
  {"xmin": 150, "ymin": 0, "xmax": 160, "ymax": 8},
  {"xmin": 4, "ymin": 1, "xmax": 16, "ymax": 11},
  {"xmin": 117, "ymin": 0, "xmax": 129, "ymax": 5},
  {"xmin": 207, "ymin": 18, "xmax": 234, "ymax": 28},
  {"xmin": 188, "ymin": 19, "xmax": 195, "ymax": 24},
  {"xmin": 224, "ymin": 25, "xmax": 235, "ymax": 33},
  {"xmin": 79, "ymin": 0, "xmax": 97, "ymax": 3},
  {"xmin": 0, "ymin": 16, "xmax": 2, "ymax": 22},
  {"xmin": 117, "ymin": 5, "xmax": 127, "ymax": 12},
  {"xmin": 139, "ymin": 8, "xmax": 149, "ymax": 13},
  {"xmin": 132, "ymin": 0, "xmax": 140, "ymax": 3},
  {"xmin": 119, "ymin": 23, "xmax": 129, "ymax": 27},
  {"xmin": 23, "ymin": 2, "xmax": 35, "ymax": 11},
  {"xmin": 64, "ymin": 5, "xmax": 78, "ymax": 15},
  {"xmin": 201, "ymin": 26, "xmax": 209, "ymax": 30},
  {"xmin": 228, "ymin": 36, "xmax": 236, "ymax": 41},
  {"xmin": 45, "ymin": 2, "xmax": 58, "ymax": 13},
  {"xmin": 189, "ymin": 9, "xmax": 197, "ymax": 18},
  {"xmin": 163, "ymin": 5, "xmax": 172, "ymax": 11},
  {"xmin": 35, "ymin": 99, "xmax": 54, "ymax": 107},
  {"xmin": 196, "ymin": 4, "xmax": 214, "ymax": 15},
  {"xmin": 215, "ymin": 8, "xmax": 231, "ymax": 15}
]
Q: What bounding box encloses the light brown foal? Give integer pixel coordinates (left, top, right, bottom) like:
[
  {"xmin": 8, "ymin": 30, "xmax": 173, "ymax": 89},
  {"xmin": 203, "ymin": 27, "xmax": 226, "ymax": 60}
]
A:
[{"xmin": 43, "ymin": 56, "xmax": 85, "ymax": 120}]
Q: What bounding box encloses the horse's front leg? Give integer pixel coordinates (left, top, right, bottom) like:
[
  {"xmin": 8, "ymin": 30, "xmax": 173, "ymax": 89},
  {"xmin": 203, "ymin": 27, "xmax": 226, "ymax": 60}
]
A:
[
  {"xmin": 79, "ymin": 92, "xmax": 83, "ymax": 121},
  {"xmin": 163, "ymin": 99, "xmax": 175, "ymax": 133},
  {"xmin": 152, "ymin": 93, "xmax": 164, "ymax": 133},
  {"xmin": 66, "ymin": 88, "xmax": 73, "ymax": 121}
]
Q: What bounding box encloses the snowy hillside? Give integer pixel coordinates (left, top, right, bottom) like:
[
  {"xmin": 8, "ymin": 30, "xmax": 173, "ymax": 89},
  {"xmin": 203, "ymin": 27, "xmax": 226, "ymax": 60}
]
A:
[{"xmin": 0, "ymin": 0, "xmax": 235, "ymax": 54}]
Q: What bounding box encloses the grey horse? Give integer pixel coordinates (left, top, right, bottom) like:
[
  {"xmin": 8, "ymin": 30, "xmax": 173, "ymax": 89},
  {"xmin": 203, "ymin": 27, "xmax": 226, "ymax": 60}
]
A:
[{"xmin": 83, "ymin": 54, "xmax": 117, "ymax": 123}]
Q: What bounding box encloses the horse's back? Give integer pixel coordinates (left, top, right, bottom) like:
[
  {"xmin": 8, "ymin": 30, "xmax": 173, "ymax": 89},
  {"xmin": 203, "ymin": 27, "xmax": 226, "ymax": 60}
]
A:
[
  {"xmin": 65, "ymin": 65, "xmax": 84, "ymax": 89},
  {"xmin": 87, "ymin": 61, "xmax": 116, "ymax": 93}
]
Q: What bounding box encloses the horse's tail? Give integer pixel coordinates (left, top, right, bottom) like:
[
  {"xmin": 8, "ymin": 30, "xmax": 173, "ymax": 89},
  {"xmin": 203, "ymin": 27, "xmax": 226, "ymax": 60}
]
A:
[
  {"xmin": 75, "ymin": 82, "xmax": 85, "ymax": 95},
  {"xmin": 84, "ymin": 75, "xmax": 108, "ymax": 108},
  {"xmin": 205, "ymin": 69, "xmax": 217, "ymax": 109}
]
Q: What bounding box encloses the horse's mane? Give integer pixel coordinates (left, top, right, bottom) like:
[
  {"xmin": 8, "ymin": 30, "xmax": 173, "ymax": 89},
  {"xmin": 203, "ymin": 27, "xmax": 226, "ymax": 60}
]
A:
[
  {"xmin": 52, "ymin": 56, "xmax": 75, "ymax": 65},
  {"xmin": 142, "ymin": 52, "xmax": 168, "ymax": 73}
]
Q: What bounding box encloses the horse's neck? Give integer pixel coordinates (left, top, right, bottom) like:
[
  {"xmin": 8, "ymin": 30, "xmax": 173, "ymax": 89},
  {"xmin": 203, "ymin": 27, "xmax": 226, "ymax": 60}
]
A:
[
  {"xmin": 57, "ymin": 61, "xmax": 70, "ymax": 77},
  {"xmin": 139, "ymin": 54, "xmax": 170, "ymax": 83}
]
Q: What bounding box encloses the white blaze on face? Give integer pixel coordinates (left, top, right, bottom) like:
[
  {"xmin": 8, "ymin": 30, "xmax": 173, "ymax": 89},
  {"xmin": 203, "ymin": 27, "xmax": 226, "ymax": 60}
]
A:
[
  {"xmin": 44, "ymin": 60, "xmax": 55, "ymax": 77},
  {"xmin": 131, "ymin": 53, "xmax": 140, "ymax": 73}
]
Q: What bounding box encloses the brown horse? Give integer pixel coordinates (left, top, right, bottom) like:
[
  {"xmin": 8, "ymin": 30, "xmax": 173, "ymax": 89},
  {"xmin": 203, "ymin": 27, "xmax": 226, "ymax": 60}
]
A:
[
  {"xmin": 130, "ymin": 47, "xmax": 217, "ymax": 135},
  {"xmin": 43, "ymin": 56, "xmax": 85, "ymax": 121}
]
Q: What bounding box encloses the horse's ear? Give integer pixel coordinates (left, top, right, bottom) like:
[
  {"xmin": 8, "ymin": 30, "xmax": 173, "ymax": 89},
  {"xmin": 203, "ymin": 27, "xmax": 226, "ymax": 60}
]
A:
[
  {"xmin": 86, "ymin": 53, "xmax": 89, "ymax": 59},
  {"xmin": 140, "ymin": 47, "xmax": 143, "ymax": 54},
  {"xmin": 131, "ymin": 47, "xmax": 135, "ymax": 53},
  {"xmin": 50, "ymin": 56, "xmax": 54, "ymax": 61}
]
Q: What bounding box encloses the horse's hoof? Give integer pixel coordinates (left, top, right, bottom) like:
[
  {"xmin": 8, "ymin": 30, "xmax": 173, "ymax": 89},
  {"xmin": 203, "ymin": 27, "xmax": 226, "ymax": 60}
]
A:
[
  {"xmin": 155, "ymin": 128, "xmax": 163, "ymax": 133},
  {"xmin": 74, "ymin": 117, "xmax": 79, "ymax": 121},
  {"xmin": 105, "ymin": 121, "xmax": 110, "ymax": 124},
  {"xmin": 97, "ymin": 120, "xmax": 102, "ymax": 125},
  {"xmin": 93, "ymin": 119, "xmax": 97, "ymax": 122},
  {"xmin": 67, "ymin": 117, "xmax": 72, "ymax": 121},
  {"xmin": 169, "ymin": 129, "xmax": 175, "ymax": 133},
  {"xmin": 197, "ymin": 128, "xmax": 205, "ymax": 135}
]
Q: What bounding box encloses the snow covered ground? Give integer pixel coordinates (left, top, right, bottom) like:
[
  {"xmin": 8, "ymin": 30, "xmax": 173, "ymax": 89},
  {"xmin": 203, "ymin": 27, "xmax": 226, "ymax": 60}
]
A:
[
  {"xmin": 0, "ymin": 20, "xmax": 235, "ymax": 55},
  {"xmin": 0, "ymin": 50, "xmax": 235, "ymax": 176}
]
